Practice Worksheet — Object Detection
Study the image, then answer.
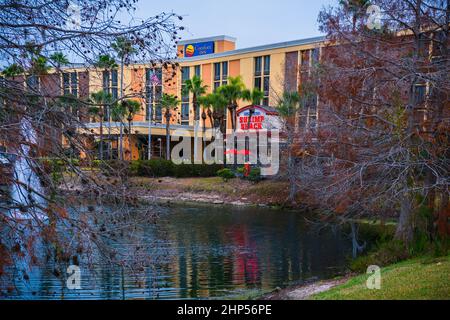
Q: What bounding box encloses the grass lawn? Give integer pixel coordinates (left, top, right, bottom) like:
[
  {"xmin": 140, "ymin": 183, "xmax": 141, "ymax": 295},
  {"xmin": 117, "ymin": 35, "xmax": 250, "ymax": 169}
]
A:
[{"xmin": 313, "ymin": 255, "xmax": 450, "ymax": 300}]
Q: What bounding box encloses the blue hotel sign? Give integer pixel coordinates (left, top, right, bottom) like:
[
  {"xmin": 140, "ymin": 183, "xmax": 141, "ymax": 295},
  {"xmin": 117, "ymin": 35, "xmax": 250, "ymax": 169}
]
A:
[{"xmin": 184, "ymin": 41, "xmax": 215, "ymax": 57}]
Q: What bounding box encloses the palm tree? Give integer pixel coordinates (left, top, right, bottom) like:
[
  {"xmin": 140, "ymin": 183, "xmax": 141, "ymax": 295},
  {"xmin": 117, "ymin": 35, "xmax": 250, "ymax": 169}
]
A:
[
  {"xmin": 94, "ymin": 54, "xmax": 118, "ymax": 159},
  {"xmin": 242, "ymin": 88, "xmax": 264, "ymax": 129},
  {"xmin": 89, "ymin": 91, "xmax": 114, "ymax": 160},
  {"xmin": 2, "ymin": 63, "xmax": 24, "ymax": 77},
  {"xmin": 198, "ymin": 95, "xmax": 212, "ymax": 135},
  {"xmin": 181, "ymin": 75, "xmax": 207, "ymax": 162},
  {"xmin": 112, "ymin": 37, "xmax": 136, "ymax": 160},
  {"xmin": 49, "ymin": 52, "xmax": 69, "ymax": 69},
  {"xmin": 198, "ymin": 95, "xmax": 213, "ymax": 150},
  {"xmin": 25, "ymin": 46, "xmax": 50, "ymax": 76},
  {"xmin": 94, "ymin": 54, "xmax": 118, "ymax": 69},
  {"xmin": 210, "ymin": 93, "xmax": 228, "ymax": 135},
  {"xmin": 217, "ymin": 76, "xmax": 246, "ymax": 132},
  {"xmin": 277, "ymin": 91, "xmax": 301, "ymax": 204},
  {"xmin": 160, "ymin": 94, "xmax": 180, "ymax": 160},
  {"xmin": 115, "ymin": 99, "xmax": 141, "ymax": 160},
  {"xmin": 339, "ymin": 0, "xmax": 370, "ymax": 31}
]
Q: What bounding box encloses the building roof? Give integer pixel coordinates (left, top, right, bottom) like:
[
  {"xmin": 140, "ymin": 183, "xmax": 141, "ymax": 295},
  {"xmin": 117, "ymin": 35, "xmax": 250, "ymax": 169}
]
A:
[
  {"xmin": 177, "ymin": 35, "xmax": 237, "ymax": 45},
  {"xmin": 177, "ymin": 35, "xmax": 326, "ymax": 62},
  {"xmin": 57, "ymin": 35, "xmax": 327, "ymax": 70}
]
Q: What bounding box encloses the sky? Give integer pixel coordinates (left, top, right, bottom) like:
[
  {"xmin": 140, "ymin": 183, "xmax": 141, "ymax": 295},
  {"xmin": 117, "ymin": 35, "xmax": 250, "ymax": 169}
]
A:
[{"xmin": 134, "ymin": 0, "xmax": 337, "ymax": 49}]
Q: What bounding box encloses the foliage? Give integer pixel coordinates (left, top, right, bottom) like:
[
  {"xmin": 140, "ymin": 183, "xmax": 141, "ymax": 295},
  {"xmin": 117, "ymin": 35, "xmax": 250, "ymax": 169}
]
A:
[
  {"xmin": 217, "ymin": 76, "xmax": 246, "ymax": 104},
  {"xmin": 111, "ymin": 36, "xmax": 137, "ymax": 62},
  {"xmin": 217, "ymin": 168, "xmax": 235, "ymax": 181},
  {"xmin": 247, "ymin": 167, "xmax": 262, "ymax": 182},
  {"xmin": 242, "ymin": 88, "xmax": 264, "ymax": 106},
  {"xmin": 0, "ymin": 0, "xmax": 184, "ymax": 286},
  {"xmin": 2, "ymin": 63, "xmax": 24, "ymax": 77},
  {"xmin": 119, "ymin": 99, "xmax": 141, "ymax": 123},
  {"xmin": 181, "ymin": 75, "xmax": 207, "ymax": 120},
  {"xmin": 277, "ymin": 91, "xmax": 301, "ymax": 118},
  {"xmin": 49, "ymin": 52, "xmax": 69, "ymax": 68},
  {"xmin": 129, "ymin": 159, "xmax": 223, "ymax": 178},
  {"xmin": 350, "ymin": 230, "xmax": 449, "ymax": 273},
  {"xmin": 94, "ymin": 54, "xmax": 118, "ymax": 69},
  {"xmin": 160, "ymin": 93, "xmax": 180, "ymax": 111}
]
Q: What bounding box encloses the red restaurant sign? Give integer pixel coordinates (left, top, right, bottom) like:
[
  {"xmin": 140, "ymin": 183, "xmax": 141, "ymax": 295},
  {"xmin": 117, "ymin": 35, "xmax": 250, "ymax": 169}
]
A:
[
  {"xmin": 239, "ymin": 115, "xmax": 265, "ymax": 130},
  {"xmin": 236, "ymin": 105, "xmax": 279, "ymax": 131}
]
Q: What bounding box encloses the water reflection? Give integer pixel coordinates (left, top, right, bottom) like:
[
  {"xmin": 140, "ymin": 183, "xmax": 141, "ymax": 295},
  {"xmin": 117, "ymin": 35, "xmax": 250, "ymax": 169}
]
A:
[{"xmin": 2, "ymin": 204, "xmax": 351, "ymax": 300}]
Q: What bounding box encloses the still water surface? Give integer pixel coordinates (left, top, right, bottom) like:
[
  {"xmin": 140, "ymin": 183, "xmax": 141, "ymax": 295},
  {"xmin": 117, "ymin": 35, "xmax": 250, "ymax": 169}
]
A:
[{"xmin": 4, "ymin": 204, "xmax": 352, "ymax": 300}]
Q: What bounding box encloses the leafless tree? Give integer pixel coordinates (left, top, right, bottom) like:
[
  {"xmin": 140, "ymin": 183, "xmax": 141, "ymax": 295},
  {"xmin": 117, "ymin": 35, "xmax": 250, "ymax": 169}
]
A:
[
  {"xmin": 293, "ymin": 0, "xmax": 449, "ymax": 245},
  {"xmin": 0, "ymin": 0, "xmax": 182, "ymax": 296}
]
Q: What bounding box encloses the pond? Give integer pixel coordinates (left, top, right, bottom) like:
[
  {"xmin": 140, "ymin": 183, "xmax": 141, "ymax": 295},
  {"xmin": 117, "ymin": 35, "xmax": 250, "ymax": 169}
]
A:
[{"xmin": 3, "ymin": 204, "xmax": 352, "ymax": 300}]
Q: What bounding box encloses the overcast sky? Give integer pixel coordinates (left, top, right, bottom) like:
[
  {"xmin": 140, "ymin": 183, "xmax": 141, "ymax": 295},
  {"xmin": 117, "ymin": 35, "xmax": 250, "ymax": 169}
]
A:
[{"xmin": 134, "ymin": 0, "xmax": 337, "ymax": 49}]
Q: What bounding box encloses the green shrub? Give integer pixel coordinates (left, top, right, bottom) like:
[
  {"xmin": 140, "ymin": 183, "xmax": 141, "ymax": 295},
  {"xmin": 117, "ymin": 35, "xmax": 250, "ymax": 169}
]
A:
[
  {"xmin": 174, "ymin": 163, "xmax": 223, "ymax": 178},
  {"xmin": 247, "ymin": 167, "xmax": 262, "ymax": 182},
  {"xmin": 69, "ymin": 159, "xmax": 80, "ymax": 167},
  {"xmin": 129, "ymin": 160, "xmax": 223, "ymax": 178},
  {"xmin": 131, "ymin": 159, "xmax": 175, "ymax": 177},
  {"xmin": 217, "ymin": 168, "xmax": 235, "ymax": 181},
  {"xmin": 350, "ymin": 240, "xmax": 409, "ymax": 273},
  {"xmin": 92, "ymin": 160, "xmax": 101, "ymax": 168}
]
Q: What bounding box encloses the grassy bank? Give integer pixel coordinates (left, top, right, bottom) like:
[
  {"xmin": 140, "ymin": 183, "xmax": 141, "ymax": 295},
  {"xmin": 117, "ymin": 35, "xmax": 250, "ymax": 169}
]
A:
[
  {"xmin": 312, "ymin": 255, "xmax": 450, "ymax": 300},
  {"xmin": 131, "ymin": 176, "xmax": 292, "ymax": 206}
]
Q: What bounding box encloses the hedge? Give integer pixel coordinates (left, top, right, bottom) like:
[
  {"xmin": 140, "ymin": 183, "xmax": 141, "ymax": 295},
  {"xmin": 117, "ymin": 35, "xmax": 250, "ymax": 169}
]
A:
[{"xmin": 129, "ymin": 159, "xmax": 223, "ymax": 178}]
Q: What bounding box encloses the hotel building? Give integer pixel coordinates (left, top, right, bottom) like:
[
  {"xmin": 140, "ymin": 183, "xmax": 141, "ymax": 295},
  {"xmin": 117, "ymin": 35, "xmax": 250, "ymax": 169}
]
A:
[
  {"xmin": 3, "ymin": 31, "xmax": 444, "ymax": 161},
  {"xmin": 59, "ymin": 34, "xmax": 326, "ymax": 160}
]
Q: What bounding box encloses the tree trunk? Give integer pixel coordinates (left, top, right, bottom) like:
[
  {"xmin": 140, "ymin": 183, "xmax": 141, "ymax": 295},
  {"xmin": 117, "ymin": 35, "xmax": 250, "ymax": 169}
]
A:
[
  {"xmin": 287, "ymin": 143, "xmax": 296, "ymax": 204},
  {"xmin": 165, "ymin": 111, "xmax": 171, "ymax": 160},
  {"xmin": 193, "ymin": 95, "xmax": 201, "ymax": 164},
  {"xmin": 99, "ymin": 114, "xmax": 104, "ymax": 160},
  {"xmin": 437, "ymin": 191, "xmax": 449, "ymax": 238},
  {"xmin": 128, "ymin": 120, "xmax": 131, "ymax": 161},
  {"xmin": 351, "ymin": 222, "xmax": 366, "ymax": 258},
  {"xmin": 119, "ymin": 59, "xmax": 124, "ymax": 160},
  {"xmin": 395, "ymin": 191, "xmax": 415, "ymax": 244},
  {"xmin": 395, "ymin": 0, "xmax": 422, "ymax": 246}
]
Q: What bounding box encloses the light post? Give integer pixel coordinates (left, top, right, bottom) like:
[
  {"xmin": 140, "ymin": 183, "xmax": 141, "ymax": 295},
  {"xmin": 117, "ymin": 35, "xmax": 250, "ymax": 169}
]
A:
[
  {"xmin": 148, "ymin": 104, "xmax": 152, "ymax": 160},
  {"xmin": 157, "ymin": 138, "xmax": 162, "ymax": 158}
]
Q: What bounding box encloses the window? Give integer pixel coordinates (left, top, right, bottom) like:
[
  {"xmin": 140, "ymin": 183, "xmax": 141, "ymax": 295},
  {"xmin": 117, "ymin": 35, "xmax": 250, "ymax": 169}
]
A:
[
  {"xmin": 222, "ymin": 62, "xmax": 228, "ymax": 85},
  {"xmin": 306, "ymin": 94, "xmax": 318, "ymax": 129},
  {"xmin": 414, "ymin": 84, "xmax": 426, "ymax": 105},
  {"xmin": 300, "ymin": 49, "xmax": 319, "ymax": 83},
  {"xmin": 214, "ymin": 63, "xmax": 221, "ymax": 90},
  {"xmin": 146, "ymin": 68, "xmax": 163, "ymax": 122},
  {"xmin": 102, "ymin": 70, "xmax": 118, "ymax": 121},
  {"xmin": 254, "ymin": 56, "xmax": 270, "ymax": 105},
  {"xmin": 195, "ymin": 65, "xmax": 201, "ymax": 78},
  {"xmin": 254, "ymin": 57, "xmax": 262, "ymax": 76},
  {"xmin": 63, "ymin": 72, "xmax": 78, "ymax": 97},
  {"xmin": 263, "ymin": 77, "xmax": 270, "ymax": 105},
  {"xmin": 301, "ymin": 50, "xmax": 310, "ymax": 68},
  {"xmin": 311, "ymin": 48, "xmax": 320, "ymax": 64},
  {"xmin": 299, "ymin": 93, "xmax": 318, "ymax": 130},
  {"xmin": 418, "ymin": 33, "xmax": 430, "ymax": 58},
  {"xmin": 213, "ymin": 62, "xmax": 229, "ymax": 90},
  {"xmin": 263, "ymin": 56, "xmax": 270, "ymax": 75},
  {"xmin": 26, "ymin": 75, "xmax": 39, "ymax": 91},
  {"xmin": 181, "ymin": 66, "xmax": 190, "ymax": 123},
  {"xmin": 432, "ymin": 31, "xmax": 445, "ymax": 62}
]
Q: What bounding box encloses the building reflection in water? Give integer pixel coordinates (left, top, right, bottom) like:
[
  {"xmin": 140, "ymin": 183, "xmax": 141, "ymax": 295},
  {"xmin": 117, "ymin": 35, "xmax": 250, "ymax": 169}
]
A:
[{"xmin": 2, "ymin": 205, "xmax": 351, "ymax": 300}]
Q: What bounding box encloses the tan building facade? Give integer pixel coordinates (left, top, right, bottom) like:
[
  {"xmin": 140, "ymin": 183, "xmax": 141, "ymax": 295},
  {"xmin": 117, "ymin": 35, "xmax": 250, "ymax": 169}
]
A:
[{"xmin": 72, "ymin": 35, "xmax": 325, "ymax": 160}]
